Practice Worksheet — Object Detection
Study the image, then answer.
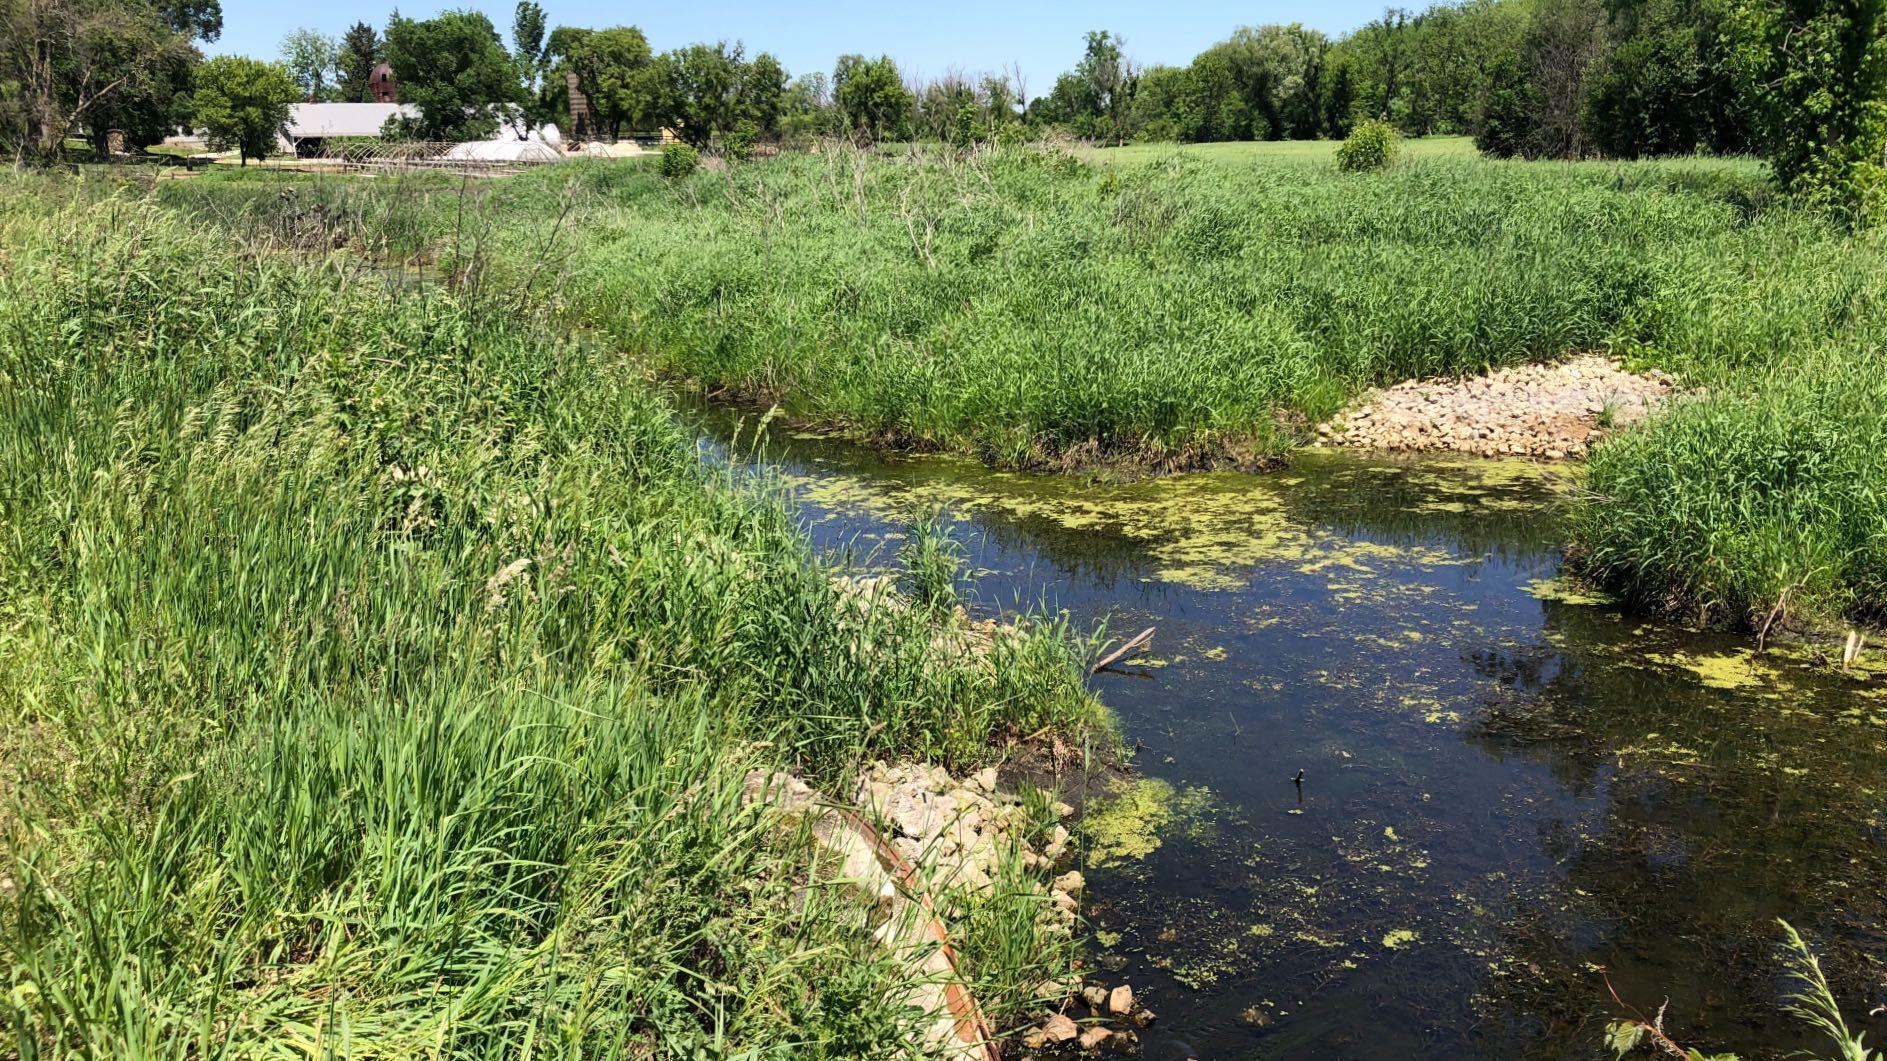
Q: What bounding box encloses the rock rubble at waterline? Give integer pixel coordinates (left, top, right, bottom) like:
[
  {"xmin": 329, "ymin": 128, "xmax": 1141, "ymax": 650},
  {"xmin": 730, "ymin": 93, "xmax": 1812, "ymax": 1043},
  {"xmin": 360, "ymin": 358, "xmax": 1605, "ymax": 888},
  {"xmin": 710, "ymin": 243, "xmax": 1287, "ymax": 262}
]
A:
[
  {"xmin": 744, "ymin": 759, "xmax": 1086, "ymax": 1056},
  {"xmin": 1317, "ymin": 355, "xmax": 1673, "ymax": 459}
]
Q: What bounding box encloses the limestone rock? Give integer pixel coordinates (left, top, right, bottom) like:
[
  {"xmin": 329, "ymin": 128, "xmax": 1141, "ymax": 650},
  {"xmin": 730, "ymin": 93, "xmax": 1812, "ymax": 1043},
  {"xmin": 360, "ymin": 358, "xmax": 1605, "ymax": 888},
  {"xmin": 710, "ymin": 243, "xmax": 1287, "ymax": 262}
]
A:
[
  {"xmin": 1315, "ymin": 355, "xmax": 1671, "ymax": 461},
  {"xmin": 1044, "ymin": 1013, "xmax": 1080, "ymax": 1043}
]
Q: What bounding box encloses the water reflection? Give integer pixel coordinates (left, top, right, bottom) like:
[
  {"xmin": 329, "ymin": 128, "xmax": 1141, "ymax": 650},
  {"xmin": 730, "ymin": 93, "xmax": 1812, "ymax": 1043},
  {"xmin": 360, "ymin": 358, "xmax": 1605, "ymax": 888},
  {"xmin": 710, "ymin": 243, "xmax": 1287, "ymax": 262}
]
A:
[{"xmin": 689, "ymin": 407, "xmax": 1886, "ymax": 1059}]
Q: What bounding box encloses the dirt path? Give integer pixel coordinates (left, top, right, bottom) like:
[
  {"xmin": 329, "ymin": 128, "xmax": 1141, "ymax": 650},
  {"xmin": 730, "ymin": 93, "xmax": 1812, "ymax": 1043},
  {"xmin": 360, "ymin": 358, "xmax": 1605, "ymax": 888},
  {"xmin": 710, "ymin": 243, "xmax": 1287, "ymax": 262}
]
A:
[{"xmin": 1317, "ymin": 356, "xmax": 1673, "ymax": 459}]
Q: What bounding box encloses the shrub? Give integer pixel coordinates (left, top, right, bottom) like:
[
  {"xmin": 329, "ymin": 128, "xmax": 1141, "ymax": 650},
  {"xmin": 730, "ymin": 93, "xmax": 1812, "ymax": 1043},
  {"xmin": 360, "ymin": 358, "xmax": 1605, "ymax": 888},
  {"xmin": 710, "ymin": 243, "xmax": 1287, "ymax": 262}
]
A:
[
  {"xmin": 1336, "ymin": 119, "xmax": 1399, "ymax": 172},
  {"xmin": 723, "ymin": 122, "xmax": 757, "ymax": 163},
  {"xmin": 660, "ymin": 141, "xmax": 699, "ymax": 178}
]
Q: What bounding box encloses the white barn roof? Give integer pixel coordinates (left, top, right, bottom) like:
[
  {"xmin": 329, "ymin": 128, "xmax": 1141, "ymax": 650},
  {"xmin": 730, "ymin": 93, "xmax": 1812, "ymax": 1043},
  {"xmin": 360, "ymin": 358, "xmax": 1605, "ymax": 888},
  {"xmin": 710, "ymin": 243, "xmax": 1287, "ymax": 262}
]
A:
[{"xmin": 286, "ymin": 103, "xmax": 415, "ymax": 140}]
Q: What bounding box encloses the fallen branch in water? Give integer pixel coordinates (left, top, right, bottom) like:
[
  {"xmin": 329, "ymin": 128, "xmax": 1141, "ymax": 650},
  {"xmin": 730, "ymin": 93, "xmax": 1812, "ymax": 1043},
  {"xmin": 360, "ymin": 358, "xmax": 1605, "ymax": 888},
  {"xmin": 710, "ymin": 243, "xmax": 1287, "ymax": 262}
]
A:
[{"xmin": 1091, "ymin": 627, "xmax": 1156, "ymax": 674}]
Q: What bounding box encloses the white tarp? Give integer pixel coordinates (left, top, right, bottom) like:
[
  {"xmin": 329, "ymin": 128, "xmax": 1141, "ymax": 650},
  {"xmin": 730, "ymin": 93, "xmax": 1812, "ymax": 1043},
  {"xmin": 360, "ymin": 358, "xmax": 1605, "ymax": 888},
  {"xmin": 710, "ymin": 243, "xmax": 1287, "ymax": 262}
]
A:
[
  {"xmin": 283, "ymin": 103, "xmax": 563, "ymax": 163},
  {"xmin": 443, "ymin": 136, "xmax": 561, "ymax": 163}
]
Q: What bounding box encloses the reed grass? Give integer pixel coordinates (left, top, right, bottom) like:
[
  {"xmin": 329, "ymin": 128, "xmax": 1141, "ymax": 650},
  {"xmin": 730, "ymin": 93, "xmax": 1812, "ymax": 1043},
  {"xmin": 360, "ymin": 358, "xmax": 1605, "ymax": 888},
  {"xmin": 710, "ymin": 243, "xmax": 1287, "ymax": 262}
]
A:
[
  {"xmin": 1577, "ymin": 350, "xmax": 1887, "ymax": 628},
  {"xmin": 160, "ymin": 143, "xmax": 1887, "ymax": 623},
  {"xmin": 0, "ymin": 175, "xmax": 1100, "ymax": 1056}
]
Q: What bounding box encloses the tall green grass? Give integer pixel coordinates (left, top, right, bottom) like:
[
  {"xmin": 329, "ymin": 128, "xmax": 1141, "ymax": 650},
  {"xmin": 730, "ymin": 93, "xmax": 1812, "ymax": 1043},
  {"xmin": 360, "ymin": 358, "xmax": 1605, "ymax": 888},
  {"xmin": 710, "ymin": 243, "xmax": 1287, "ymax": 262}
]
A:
[
  {"xmin": 161, "ymin": 145, "xmax": 1887, "ymax": 622},
  {"xmin": 162, "ymin": 151, "xmax": 1884, "ymax": 455},
  {"xmin": 484, "ymin": 150, "xmax": 1880, "ymax": 465},
  {"xmin": 0, "ymin": 176, "xmax": 1097, "ymax": 1055},
  {"xmin": 1577, "ymin": 350, "xmax": 1887, "ymax": 628}
]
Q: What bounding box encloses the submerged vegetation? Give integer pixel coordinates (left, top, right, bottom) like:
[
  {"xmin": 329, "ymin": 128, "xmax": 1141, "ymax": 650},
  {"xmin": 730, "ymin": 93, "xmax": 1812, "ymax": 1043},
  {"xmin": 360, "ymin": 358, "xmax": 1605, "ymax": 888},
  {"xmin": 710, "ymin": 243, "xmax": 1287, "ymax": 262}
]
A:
[{"xmin": 0, "ymin": 175, "xmax": 1101, "ymax": 1054}]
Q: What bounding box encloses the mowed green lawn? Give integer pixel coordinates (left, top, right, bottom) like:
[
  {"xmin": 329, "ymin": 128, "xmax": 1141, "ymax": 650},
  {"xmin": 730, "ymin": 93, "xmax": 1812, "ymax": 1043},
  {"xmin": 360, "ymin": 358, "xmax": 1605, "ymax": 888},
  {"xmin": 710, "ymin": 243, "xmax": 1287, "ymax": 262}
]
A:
[{"xmin": 1081, "ymin": 135, "xmax": 1480, "ymax": 166}]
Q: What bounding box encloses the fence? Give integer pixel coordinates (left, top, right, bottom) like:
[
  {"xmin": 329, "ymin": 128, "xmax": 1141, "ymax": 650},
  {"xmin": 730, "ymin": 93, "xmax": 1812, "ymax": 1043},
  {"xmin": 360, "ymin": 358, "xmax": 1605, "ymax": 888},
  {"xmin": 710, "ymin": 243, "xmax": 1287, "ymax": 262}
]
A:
[{"xmin": 293, "ymin": 138, "xmax": 561, "ymax": 176}]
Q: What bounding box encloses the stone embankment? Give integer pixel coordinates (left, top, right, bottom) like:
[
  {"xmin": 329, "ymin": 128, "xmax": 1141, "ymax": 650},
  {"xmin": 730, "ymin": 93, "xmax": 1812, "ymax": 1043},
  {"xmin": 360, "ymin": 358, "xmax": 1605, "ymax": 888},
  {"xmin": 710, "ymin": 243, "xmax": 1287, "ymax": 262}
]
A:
[
  {"xmin": 747, "ymin": 759, "xmax": 1155, "ymax": 1057},
  {"xmin": 1317, "ymin": 355, "xmax": 1673, "ymax": 459}
]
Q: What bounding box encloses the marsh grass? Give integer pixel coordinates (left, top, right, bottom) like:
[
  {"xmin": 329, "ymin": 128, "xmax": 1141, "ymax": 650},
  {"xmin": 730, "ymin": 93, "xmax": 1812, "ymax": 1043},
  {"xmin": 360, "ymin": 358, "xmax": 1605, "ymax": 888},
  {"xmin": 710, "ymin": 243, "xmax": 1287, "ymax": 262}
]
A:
[
  {"xmin": 1577, "ymin": 352, "xmax": 1887, "ymax": 629},
  {"xmin": 161, "ymin": 145, "xmax": 1887, "ymax": 622},
  {"xmin": 0, "ymin": 175, "xmax": 1100, "ymax": 1055},
  {"xmin": 898, "ymin": 506, "xmax": 965, "ymax": 617}
]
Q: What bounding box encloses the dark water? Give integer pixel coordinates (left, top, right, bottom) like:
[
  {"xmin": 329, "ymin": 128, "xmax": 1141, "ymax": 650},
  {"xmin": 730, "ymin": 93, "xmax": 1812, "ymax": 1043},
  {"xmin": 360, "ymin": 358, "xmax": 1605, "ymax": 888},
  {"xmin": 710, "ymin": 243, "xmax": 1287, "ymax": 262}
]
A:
[{"xmin": 699, "ymin": 413, "xmax": 1887, "ymax": 1060}]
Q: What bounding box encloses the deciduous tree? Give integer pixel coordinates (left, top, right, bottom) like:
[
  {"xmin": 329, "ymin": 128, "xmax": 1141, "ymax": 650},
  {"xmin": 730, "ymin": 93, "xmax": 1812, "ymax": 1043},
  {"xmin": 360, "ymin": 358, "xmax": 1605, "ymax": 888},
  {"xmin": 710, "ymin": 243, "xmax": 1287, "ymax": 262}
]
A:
[
  {"xmin": 0, "ymin": 0, "xmax": 217, "ymax": 160},
  {"xmin": 193, "ymin": 53, "xmax": 297, "ymax": 163},
  {"xmin": 383, "ymin": 8, "xmax": 523, "ymax": 141},
  {"xmin": 833, "ymin": 53, "xmax": 911, "ymax": 142},
  {"xmin": 279, "ymin": 28, "xmax": 338, "ymax": 101},
  {"xmin": 556, "ymin": 25, "xmax": 654, "ymax": 139},
  {"xmin": 1726, "ymin": 0, "xmax": 1887, "ymax": 221},
  {"xmin": 1582, "ymin": 0, "xmax": 1750, "ymax": 157},
  {"xmin": 649, "ymin": 41, "xmax": 744, "ymax": 148},
  {"xmin": 746, "ymin": 51, "xmax": 786, "ymax": 133},
  {"xmin": 511, "ymin": 1, "xmax": 547, "ymax": 97}
]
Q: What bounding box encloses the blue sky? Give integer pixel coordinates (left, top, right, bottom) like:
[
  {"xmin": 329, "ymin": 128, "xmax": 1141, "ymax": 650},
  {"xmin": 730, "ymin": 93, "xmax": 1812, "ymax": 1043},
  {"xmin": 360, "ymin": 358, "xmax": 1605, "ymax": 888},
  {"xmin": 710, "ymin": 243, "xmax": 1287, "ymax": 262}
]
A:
[{"xmin": 208, "ymin": 1, "xmax": 1392, "ymax": 93}]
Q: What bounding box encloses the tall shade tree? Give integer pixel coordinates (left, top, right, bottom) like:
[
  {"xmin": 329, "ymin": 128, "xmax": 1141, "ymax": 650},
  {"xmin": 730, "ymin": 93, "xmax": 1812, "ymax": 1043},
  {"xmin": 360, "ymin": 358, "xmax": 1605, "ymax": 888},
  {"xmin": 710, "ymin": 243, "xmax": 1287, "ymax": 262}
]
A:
[
  {"xmin": 1727, "ymin": 0, "xmax": 1887, "ymax": 221},
  {"xmin": 1076, "ymin": 30, "xmax": 1135, "ymax": 143},
  {"xmin": 383, "ymin": 8, "xmax": 524, "ymax": 140},
  {"xmin": 335, "ymin": 21, "xmax": 380, "ymax": 102},
  {"xmin": 193, "ymin": 54, "xmax": 298, "ymax": 163},
  {"xmin": 279, "ymin": 27, "xmax": 339, "ymax": 101},
  {"xmin": 555, "ymin": 25, "xmax": 654, "ymax": 139},
  {"xmin": 833, "ymin": 53, "xmax": 912, "ymax": 141},
  {"xmin": 511, "ymin": 1, "xmax": 547, "ymax": 96},
  {"xmin": 746, "ymin": 51, "xmax": 787, "ymax": 133},
  {"xmin": 0, "ymin": 0, "xmax": 218, "ymax": 160},
  {"xmin": 74, "ymin": 25, "xmax": 198, "ymax": 157},
  {"xmin": 649, "ymin": 41, "xmax": 746, "ymax": 148}
]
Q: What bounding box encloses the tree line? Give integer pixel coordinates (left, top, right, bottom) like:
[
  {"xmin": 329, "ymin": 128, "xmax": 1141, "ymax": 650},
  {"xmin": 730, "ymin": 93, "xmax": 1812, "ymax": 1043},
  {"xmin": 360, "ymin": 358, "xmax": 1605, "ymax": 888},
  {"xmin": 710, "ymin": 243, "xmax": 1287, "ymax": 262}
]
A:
[
  {"xmin": 268, "ymin": 7, "xmax": 926, "ymax": 149},
  {"xmin": 3, "ymin": 0, "xmax": 1882, "ymax": 217},
  {"xmin": 1044, "ymin": 0, "xmax": 1755, "ymax": 159},
  {"xmin": 1032, "ymin": 0, "xmax": 1883, "ymax": 216}
]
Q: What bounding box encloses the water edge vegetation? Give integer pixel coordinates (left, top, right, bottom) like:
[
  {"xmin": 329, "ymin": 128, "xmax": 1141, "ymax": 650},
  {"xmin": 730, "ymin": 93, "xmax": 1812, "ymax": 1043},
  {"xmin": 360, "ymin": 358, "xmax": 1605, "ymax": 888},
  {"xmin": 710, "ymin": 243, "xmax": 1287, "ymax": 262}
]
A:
[
  {"xmin": 154, "ymin": 140, "xmax": 1887, "ymax": 631},
  {"xmin": 0, "ymin": 171, "xmax": 1110, "ymax": 1054}
]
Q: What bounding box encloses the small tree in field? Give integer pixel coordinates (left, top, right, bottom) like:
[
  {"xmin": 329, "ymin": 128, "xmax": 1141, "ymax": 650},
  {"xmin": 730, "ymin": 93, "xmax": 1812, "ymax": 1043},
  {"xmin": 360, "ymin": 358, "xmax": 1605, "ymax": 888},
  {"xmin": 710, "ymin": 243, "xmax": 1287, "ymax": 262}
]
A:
[
  {"xmin": 194, "ymin": 56, "xmax": 299, "ymax": 164},
  {"xmin": 1336, "ymin": 118, "xmax": 1399, "ymax": 171}
]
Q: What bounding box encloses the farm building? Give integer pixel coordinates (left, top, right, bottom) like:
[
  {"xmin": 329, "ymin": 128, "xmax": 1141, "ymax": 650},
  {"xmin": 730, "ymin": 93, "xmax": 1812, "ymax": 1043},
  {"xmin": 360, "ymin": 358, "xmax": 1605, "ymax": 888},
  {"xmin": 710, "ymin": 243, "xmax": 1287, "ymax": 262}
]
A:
[
  {"xmin": 280, "ymin": 103, "xmax": 562, "ymax": 163},
  {"xmin": 283, "ymin": 103, "xmax": 411, "ymax": 156}
]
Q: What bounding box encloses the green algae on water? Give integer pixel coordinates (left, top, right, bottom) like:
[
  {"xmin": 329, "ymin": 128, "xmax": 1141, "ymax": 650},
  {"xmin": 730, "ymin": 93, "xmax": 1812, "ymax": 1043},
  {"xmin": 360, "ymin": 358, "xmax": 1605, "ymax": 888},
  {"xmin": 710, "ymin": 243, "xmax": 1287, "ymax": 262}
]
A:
[
  {"xmin": 1086, "ymin": 778, "xmax": 1176, "ymax": 868},
  {"xmin": 1381, "ymin": 928, "xmax": 1419, "ymax": 949},
  {"xmin": 775, "ymin": 451, "xmax": 1511, "ymax": 591},
  {"xmin": 1526, "ymin": 577, "xmax": 1616, "ymax": 607}
]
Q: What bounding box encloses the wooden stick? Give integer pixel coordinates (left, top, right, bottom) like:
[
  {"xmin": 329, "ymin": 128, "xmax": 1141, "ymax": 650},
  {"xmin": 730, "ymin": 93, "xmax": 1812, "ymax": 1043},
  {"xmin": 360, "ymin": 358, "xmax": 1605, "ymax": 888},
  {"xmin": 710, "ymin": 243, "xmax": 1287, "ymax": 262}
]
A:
[
  {"xmin": 836, "ymin": 806, "xmax": 1001, "ymax": 1060},
  {"xmin": 1090, "ymin": 626, "xmax": 1156, "ymax": 673}
]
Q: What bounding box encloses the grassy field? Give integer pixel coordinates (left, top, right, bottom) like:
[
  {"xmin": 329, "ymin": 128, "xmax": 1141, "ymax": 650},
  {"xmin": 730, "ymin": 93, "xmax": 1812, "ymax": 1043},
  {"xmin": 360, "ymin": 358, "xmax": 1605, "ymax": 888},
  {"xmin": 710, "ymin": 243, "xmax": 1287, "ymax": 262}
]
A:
[
  {"xmin": 0, "ymin": 174, "xmax": 1105, "ymax": 1055},
  {"xmin": 160, "ymin": 140, "xmax": 1887, "ymax": 625},
  {"xmin": 1081, "ymin": 135, "xmax": 1482, "ymax": 166}
]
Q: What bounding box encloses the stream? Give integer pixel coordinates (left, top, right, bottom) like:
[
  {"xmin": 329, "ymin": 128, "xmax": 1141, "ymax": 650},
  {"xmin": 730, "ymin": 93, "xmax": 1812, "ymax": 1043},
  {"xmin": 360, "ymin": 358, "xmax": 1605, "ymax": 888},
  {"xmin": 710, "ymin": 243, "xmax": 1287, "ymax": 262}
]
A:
[{"xmin": 696, "ymin": 410, "xmax": 1887, "ymax": 1059}]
